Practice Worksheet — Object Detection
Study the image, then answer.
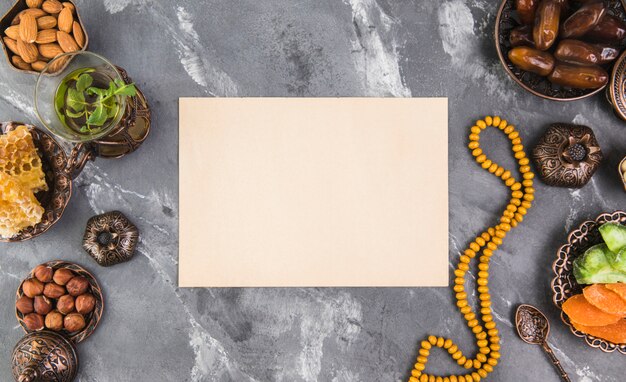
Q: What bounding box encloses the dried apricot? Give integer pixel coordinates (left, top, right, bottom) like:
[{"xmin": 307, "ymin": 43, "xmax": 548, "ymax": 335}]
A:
[
  {"xmin": 571, "ymin": 319, "xmax": 626, "ymax": 344},
  {"xmin": 583, "ymin": 284, "xmax": 626, "ymax": 316},
  {"xmin": 605, "ymin": 283, "xmax": 626, "ymax": 302},
  {"xmin": 562, "ymin": 294, "xmax": 622, "ymax": 326}
]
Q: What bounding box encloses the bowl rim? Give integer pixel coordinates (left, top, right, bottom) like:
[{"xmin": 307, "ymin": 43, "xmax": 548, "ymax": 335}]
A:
[
  {"xmin": 494, "ymin": 0, "xmax": 609, "ymax": 102},
  {"xmin": 551, "ymin": 210, "xmax": 626, "ymax": 354},
  {"xmin": 15, "ymin": 260, "xmax": 104, "ymax": 344}
]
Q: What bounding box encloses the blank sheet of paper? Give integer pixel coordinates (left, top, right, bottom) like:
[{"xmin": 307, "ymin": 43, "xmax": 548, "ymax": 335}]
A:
[{"xmin": 179, "ymin": 98, "xmax": 448, "ymax": 287}]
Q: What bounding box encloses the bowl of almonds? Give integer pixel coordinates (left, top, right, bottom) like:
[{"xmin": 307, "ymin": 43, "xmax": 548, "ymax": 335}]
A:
[{"xmin": 0, "ymin": 0, "xmax": 87, "ymax": 74}]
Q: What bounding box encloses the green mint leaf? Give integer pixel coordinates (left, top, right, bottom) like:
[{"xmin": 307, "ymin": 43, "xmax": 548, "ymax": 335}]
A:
[
  {"xmin": 65, "ymin": 109, "xmax": 84, "ymax": 119},
  {"xmin": 87, "ymin": 87, "xmax": 107, "ymax": 97},
  {"xmin": 67, "ymin": 88, "xmax": 85, "ymax": 112},
  {"xmin": 107, "ymin": 105, "xmax": 118, "ymax": 118},
  {"xmin": 114, "ymin": 83, "xmax": 137, "ymax": 97},
  {"xmin": 76, "ymin": 74, "xmax": 93, "ymax": 92},
  {"xmin": 114, "ymin": 79, "xmax": 125, "ymax": 88},
  {"xmin": 87, "ymin": 105, "xmax": 108, "ymax": 126},
  {"xmin": 80, "ymin": 125, "xmax": 90, "ymax": 133}
]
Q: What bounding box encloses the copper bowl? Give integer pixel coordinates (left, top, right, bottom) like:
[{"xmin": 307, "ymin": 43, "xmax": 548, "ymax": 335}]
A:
[
  {"xmin": 495, "ymin": 0, "xmax": 626, "ymax": 101},
  {"xmin": 16, "ymin": 261, "xmax": 104, "ymax": 344},
  {"xmin": 0, "ymin": 0, "xmax": 89, "ymax": 75},
  {"xmin": 0, "ymin": 122, "xmax": 72, "ymax": 242},
  {"xmin": 551, "ymin": 211, "xmax": 626, "ymax": 354}
]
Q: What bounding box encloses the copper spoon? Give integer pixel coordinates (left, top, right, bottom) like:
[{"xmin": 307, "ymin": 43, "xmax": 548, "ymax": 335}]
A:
[{"xmin": 515, "ymin": 304, "xmax": 572, "ymax": 382}]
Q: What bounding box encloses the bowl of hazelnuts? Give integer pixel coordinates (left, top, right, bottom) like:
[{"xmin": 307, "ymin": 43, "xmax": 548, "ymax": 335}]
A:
[{"xmin": 15, "ymin": 260, "xmax": 103, "ymax": 343}]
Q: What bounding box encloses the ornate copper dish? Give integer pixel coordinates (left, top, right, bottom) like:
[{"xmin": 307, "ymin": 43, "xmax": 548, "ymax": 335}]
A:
[
  {"xmin": 0, "ymin": 0, "xmax": 89, "ymax": 75},
  {"xmin": 16, "ymin": 261, "xmax": 104, "ymax": 344},
  {"xmin": 551, "ymin": 211, "xmax": 626, "ymax": 354},
  {"xmin": 0, "ymin": 122, "xmax": 72, "ymax": 242},
  {"xmin": 495, "ymin": 0, "xmax": 626, "ymax": 101}
]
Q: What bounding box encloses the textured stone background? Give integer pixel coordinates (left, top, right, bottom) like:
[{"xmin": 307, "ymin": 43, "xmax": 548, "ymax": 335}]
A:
[{"xmin": 0, "ymin": 0, "xmax": 624, "ymax": 381}]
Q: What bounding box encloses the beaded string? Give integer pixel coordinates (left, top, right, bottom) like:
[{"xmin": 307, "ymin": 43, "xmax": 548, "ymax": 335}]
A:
[{"xmin": 408, "ymin": 116, "xmax": 536, "ymax": 382}]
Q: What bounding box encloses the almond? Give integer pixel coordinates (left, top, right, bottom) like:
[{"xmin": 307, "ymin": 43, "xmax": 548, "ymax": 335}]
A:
[
  {"xmin": 16, "ymin": 39, "xmax": 38, "ymax": 63},
  {"xmin": 4, "ymin": 25, "xmax": 20, "ymax": 40},
  {"xmin": 47, "ymin": 55, "xmax": 68, "ymax": 73},
  {"xmin": 3, "ymin": 37, "xmax": 19, "ymax": 55},
  {"xmin": 42, "ymin": 0, "xmax": 63, "ymax": 14},
  {"xmin": 11, "ymin": 55, "xmax": 32, "ymax": 70},
  {"xmin": 31, "ymin": 60, "xmax": 48, "ymax": 72},
  {"xmin": 20, "ymin": 8, "xmax": 47, "ymax": 19},
  {"xmin": 26, "ymin": 0, "xmax": 44, "ymax": 8},
  {"xmin": 35, "ymin": 29, "xmax": 57, "ymax": 44},
  {"xmin": 57, "ymin": 7, "xmax": 73, "ymax": 33},
  {"xmin": 62, "ymin": 2, "xmax": 75, "ymax": 13},
  {"xmin": 11, "ymin": 16, "xmax": 20, "ymax": 26},
  {"xmin": 38, "ymin": 42, "xmax": 63, "ymax": 58},
  {"xmin": 56, "ymin": 31, "xmax": 78, "ymax": 53},
  {"xmin": 19, "ymin": 14, "xmax": 38, "ymax": 43},
  {"xmin": 72, "ymin": 21, "xmax": 84, "ymax": 47},
  {"xmin": 37, "ymin": 16, "xmax": 57, "ymax": 30}
]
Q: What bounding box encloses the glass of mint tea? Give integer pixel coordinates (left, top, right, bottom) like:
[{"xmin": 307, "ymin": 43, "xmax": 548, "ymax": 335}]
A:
[{"xmin": 35, "ymin": 51, "xmax": 136, "ymax": 143}]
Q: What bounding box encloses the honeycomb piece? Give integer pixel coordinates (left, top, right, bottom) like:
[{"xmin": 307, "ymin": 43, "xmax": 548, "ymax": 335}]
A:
[
  {"xmin": 0, "ymin": 171, "xmax": 44, "ymax": 238},
  {"xmin": 0, "ymin": 125, "xmax": 47, "ymax": 193}
]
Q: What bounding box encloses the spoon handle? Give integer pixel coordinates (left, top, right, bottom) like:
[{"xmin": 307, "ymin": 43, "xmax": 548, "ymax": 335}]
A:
[{"xmin": 542, "ymin": 342, "xmax": 572, "ymax": 382}]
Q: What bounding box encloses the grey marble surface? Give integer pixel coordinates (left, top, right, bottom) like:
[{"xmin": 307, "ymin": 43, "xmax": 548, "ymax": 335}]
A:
[{"xmin": 0, "ymin": 0, "xmax": 624, "ymax": 381}]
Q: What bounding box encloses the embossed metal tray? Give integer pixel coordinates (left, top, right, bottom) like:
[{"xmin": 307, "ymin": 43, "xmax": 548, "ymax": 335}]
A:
[
  {"xmin": 0, "ymin": 122, "xmax": 74, "ymax": 242},
  {"xmin": 551, "ymin": 211, "xmax": 626, "ymax": 354},
  {"xmin": 495, "ymin": 0, "xmax": 626, "ymax": 101},
  {"xmin": 15, "ymin": 261, "xmax": 104, "ymax": 344}
]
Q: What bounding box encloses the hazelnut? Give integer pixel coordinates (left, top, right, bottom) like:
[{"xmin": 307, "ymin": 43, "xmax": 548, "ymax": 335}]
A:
[
  {"xmin": 22, "ymin": 278, "xmax": 44, "ymax": 298},
  {"xmin": 64, "ymin": 313, "xmax": 86, "ymax": 333},
  {"xmin": 45, "ymin": 311, "xmax": 64, "ymax": 331},
  {"xmin": 33, "ymin": 265, "xmax": 54, "ymax": 283},
  {"xmin": 16, "ymin": 296, "xmax": 34, "ymax": 315},
  {"xmin": 34, "ymin": 295, "xmax": 53, "ymax": 315},
  {"xmin": 23, "ymin": 313, "xmax": 44, "ymax": 331},
  {"xmin": 66, "ymin": 276, "xmax": 89, "ymax": 296},
  {"xmin": 57, "ymin": 294, "xmax": 75, "ymax": 314},
  {"xmin": 53, "ymin": 268, "xmax": 74, "ymax": 286},
  {"xmin": 75, "ymin": 293, "xmax": 96, "ymax": 314},
  {"xmin": 43, "ymin": 283, "xmax": 66, "ymax": 299}
]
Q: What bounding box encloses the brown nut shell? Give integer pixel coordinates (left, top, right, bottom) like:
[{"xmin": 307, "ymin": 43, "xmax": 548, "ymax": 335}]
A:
[
  {"xmin": 33, "ymin": 265, "xmax": 54, "ymax": 283},
  {"xmin": 11, "ymin": 55, "xmax": 31, "ymax": 70},
  {"xmin": 554, "ymin": 39, "xmax": 599, "ymax": 65},
  {"xmin": 4, "ymin": 25, "xmax": 19, "ymax": 40},
  {"xmin": 533, "ymin": 0, "xmax": 561, "ymax": 50},
  {"xmin": 510, "ymin": 25, "xmax": 535, "ymax": 47},
  {"xmin": 561, "ymin": 1, "xmax": 606, "ymax": 39},
  {"xmin": 587, "ymin": 15, "xmax": 626, "ymax": 42},
  {"xmin": 53, "ymin": 268, "xmax": 74, "ymax": 285},
  {"xmin": 42, "ymin": 0, "xmax": 63, "ymax": 14},
  {"xmin": 45, "ymin": 311, "xmax": 64, "ymax": 331},
  {"xmin": 64, "ymin": 313, "xmax": 86, "ymax": 332},
  {"xmin": 516, "ymin": 0, "xmax": 538, "ymax": 25},
  {"xmin": 26, "ymin": 0, "xmax": 44, "ymax": 8},
  {"xmin": 19, "ymin": 13, "xmax": 38, "ymax": 43},
  {"xmin": 66, "ymin": 276, "xmax": 89, "ymax": 296},
  {"xmin": 56, "ymin": 31, "xmax": 78, "ymax": 53},
  {"xmin": 547, "ymin": 64, "xmax": 608, "ymax": 89},
  {"xmin": 72, "ymin": 21, "xmax": 84, "ymax": 47},
  {"xmin": 23, "ymin": 313, "xmax": 45, "ymax": 331},
  {"xmin": 57, "ymin": 294, "xmax": 75, "ymax": 314},
  {"xmin": 37, "ymin": 15, "xmax": 57, "ymax": 30},
  {"xmin": 508, "ymin": 46, "xmax": 555, "ymax": 76},
  {"xmin": 16, "ymin": 39, "xmax": 38, "ymax": 63},
  {"xmin": 3, "ymin": 37, "xmax": 18, "ymax": 55},
  {"xmin": 75, "ymin": 293, "xmax": 95, "ymax": 314},
  {"xmin": 36, "ymin": 29, "xmax": 57, "ymax": 44},
  {"xmin": 43, "ymin": 282, "xmax": 66, "ymax": 299},
  {"xmin": 16, "ymin": 296, "xmax": 34, "ymax": 315},
  {"xmin": 57, "ymin": 7, "xmax": 73, "ymax": 33},
  {"xmin": 22, "ymin": 278, "xmax": 44, "ymax": 298},
  {"xmin": 34, "ymin": 295, "xmax": 53, "ymax": 315}
]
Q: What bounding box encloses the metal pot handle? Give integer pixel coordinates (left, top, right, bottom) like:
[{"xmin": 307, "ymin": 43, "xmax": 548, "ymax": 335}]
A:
[{"xmin": 65, "ymin": 143, "xmax": 95, "ymax": 179}]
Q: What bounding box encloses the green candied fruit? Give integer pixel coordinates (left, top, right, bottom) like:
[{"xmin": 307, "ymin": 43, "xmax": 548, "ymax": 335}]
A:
[
  {"xmin": 599, "ymin": 222, "xmax": 626, "ymax": 253},
  {"xmin": 573, "ymin": 243, "xmax": 626, "ymax": 284}
]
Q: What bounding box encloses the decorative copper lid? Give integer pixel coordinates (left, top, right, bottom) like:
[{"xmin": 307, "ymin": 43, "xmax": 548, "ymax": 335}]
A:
[
  {"xmin": 533, "ymin": 123, "xmax": 603, "ymax": 188},
  {"xmin": 12, "ymin": 330, "xmax": 79, "ymax": 382},
  {"xmin": 83, "ymin": 211, "xmax": 138, "ymax": 267}
]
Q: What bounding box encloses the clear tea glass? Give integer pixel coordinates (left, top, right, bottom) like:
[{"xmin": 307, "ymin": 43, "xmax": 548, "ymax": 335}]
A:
[{"xmin": 34, "ymin": 51, "xmax": 128, "ymax": 143}]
